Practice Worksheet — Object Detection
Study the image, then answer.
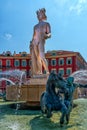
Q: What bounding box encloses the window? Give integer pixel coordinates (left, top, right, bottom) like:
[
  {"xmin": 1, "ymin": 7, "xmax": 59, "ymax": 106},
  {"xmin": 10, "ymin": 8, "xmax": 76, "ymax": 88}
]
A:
[
  {"xmin": 21, "ymin": 60, "xmax": 27, "ymax": 67},
  {"xmin": 66, "ymin": 68, "xmax": 72, "ymax": 75},
  {"xmin": 58, "ymin": 69, "xmax": 64, "ymax": 76},
  {"xmin": 51, "ymin": 59, "xmax": 56, "ymax": 66},
  {"xmin": 58, "ymin": 58, "xmax": 64, "ymax": 66},
  {"xmin": 6, "ymin": 60, "xmax": 11, "ymax": 66},
  {"xmin": 29, "ymin": 60, "xmax": 32, "ymax": 66},
  {"xmin": 21, "ymin": 52, "xmax": 27, "ymax": 57},
  {"xmin": 14, "ymin": 60, "xmax": 20, "ymax": 67},
  {"xmin": 66, "ymin": 57, "xmax": 72, "ymax": 65},
  {"xmin": 0, "ymin": 60, "xmax": 2, "ymax": 67},
  {"xmin": 76, "ymin": 60, "xmax": 84, "ymax": 69},
  {"xmin": 5, "ymin": 51, "xmax": 11, "ymax": 56},
  {"xmin": 51, "ymin": 69, "xmax": 57, "ymax": 74},
  {"xmin": 51, "ymin": 52, "xmax": 57, "ymax": 56}
]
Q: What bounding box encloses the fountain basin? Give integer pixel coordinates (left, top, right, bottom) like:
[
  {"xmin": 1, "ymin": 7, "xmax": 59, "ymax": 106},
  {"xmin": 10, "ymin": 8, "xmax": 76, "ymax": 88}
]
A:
[
  {"xmin": 6, "ymin": 84, "xmax": 46, "ymax": 106},
  {"xmin": 6, "ymin": 73, "xmax": 79, "ymax": 106},
  {"xmin": 6, "ymin": 84, "xmax": 78, "ymax": 106}
]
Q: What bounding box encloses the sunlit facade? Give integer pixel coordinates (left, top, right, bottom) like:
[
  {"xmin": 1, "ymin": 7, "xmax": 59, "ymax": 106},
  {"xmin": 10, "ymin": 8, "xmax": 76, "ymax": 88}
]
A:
[
  {"xmin": 0, "ymin": 50, "xmax": 86, "ymax": 78},
  {"xmin": 0, "ymin": 50, "xmax": 87, "ymax": 92}
]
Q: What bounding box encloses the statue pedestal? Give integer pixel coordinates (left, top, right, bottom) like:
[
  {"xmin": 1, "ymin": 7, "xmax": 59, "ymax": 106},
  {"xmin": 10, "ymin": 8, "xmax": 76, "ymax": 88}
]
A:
[
  {"xmin": 6, "ymin": 74, "xmax": 48, "ymax": 106},
  {"xmin": 26, "ymin": 74, "xmax": 48, "ymax": 106},
  {"xmin": 29, "ymin": 74, "xmax": 48, "ymax": 85}
]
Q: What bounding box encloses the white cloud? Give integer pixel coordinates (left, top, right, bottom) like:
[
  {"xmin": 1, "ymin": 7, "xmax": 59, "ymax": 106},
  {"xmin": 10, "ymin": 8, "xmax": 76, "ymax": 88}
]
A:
[
  {"xmin": 54, "ymin": 0, "xmax": 69, "ymax": 6},
  {"xmin": 69, "ymin": 4, "xmax": 82, "ymax": 15},
  {"xmin": 69, "ymin": 0, "xmax": 87, "ymax": 15},
  {"xmin": 79, "ymin": 0, "xmax": 86, "ymax": 4},
  {"xmin": 54, "ymin": 0, "xmax": 87, "ymax": 15},
  {"xmin": 4, "ymin": 33, "xmax": 12, "ymax": 40}
]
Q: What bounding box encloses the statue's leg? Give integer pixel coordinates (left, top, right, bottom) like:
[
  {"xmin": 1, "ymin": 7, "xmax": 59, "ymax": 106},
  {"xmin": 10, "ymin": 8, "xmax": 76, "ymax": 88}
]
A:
[
  {"xmin": 60, "ymin": 103, "xmax": 67, "ymax": 126},
  {"xmin": 37, "ymin": 57, "xmax": 42, "ymax": 74},
  {"xmin": 40, "ymin": 53, "xmax": 49, "ymax": 74},
  {"xmin": 66, "ymin": 102, "xmax": 73, "ymax": 124},
  {"xmin": 40, "ymin": 92, "xmax": 47, "ymax": 114},
  {"xmin": 46, "ymin": 104, "xmax": 52, "ymax": 118},
  {"xmin": 42, "ymin": 58, "xmax": 49, "ymax": 74},
  {"xmin": 66, "ymin": 113, "xmax": 70, "ymax": 124},
  {"xmin": 33, "ymin": 45, "xmax": 42, "ymax": 74}
]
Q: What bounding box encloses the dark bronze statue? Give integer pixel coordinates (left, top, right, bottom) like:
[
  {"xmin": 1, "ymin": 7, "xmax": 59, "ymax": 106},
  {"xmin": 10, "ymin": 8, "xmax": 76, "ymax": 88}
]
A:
[
  {"xmin": 30, "ymin": 8, "xmax": 51, "ymax": 76},
  {"xmin": 40, "ymin": 72, "xmax": 68, "ymax": 126},
  {"xmin": 62, "ymin": 76, "xmax": 87, "ymax": 124},
  {"xmin": 40, "ymin": 72, "xmax": 87, "ymax": 126}
]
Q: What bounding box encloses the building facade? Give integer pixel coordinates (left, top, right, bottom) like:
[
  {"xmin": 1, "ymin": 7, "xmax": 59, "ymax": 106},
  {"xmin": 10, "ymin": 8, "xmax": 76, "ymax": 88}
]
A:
[
  {"xmin": 45, "ymin": 50, "xmax": 87, "ymax": 78},
  {"xmin": 0, "ymin": 50, "xmax": 86, "ymax": 78},
  {"xmin": 0, "ymin": 50, "xmax": 87, "ymax": 92}
]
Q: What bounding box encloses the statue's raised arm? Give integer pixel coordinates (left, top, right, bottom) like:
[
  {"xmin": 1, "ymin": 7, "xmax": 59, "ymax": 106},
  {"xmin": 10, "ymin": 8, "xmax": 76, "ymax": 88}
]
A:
[{"xmin": 73, "ymin": 82, "xmax": 87, "ymax": 88}]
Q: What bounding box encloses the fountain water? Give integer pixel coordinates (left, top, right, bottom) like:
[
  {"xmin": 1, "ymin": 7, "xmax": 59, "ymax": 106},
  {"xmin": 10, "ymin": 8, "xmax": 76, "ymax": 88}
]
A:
[
  {"xmin": 71, "ymin": 69, "xmax": 87, "ymax": 98},
  {"xmin": 15, "ymin": 71, "xmax": 26, "ymax": 114},
  {"xmin": 0, "ymin": 69, "xmax": 26, "ymax": 85},
  {"xmin": 0, "ymin": 78, "xmax": 15, "ymax": 85},
  {"xmin": 71, "ymin": 70, "xmax": 87, "ymax": 84},
  {"xmin": 0, "ymin": 69, "xmax": 26, "ymax": 113}
]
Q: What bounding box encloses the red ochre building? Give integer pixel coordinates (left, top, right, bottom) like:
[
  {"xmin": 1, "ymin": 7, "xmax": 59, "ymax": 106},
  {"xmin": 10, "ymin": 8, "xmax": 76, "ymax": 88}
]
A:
[{"xmin": 0, "ymin": 50, "xmax": 87, "ymax": 91}]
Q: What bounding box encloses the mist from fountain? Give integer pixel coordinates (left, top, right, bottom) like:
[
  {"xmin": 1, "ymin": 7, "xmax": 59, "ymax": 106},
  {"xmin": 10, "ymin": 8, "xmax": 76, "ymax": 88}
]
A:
[
  {"xmin": 15, "ymin": 71, "xmax": 27, "ymax": 114},
  {"xmin": 71, "ymin": 70, "xmax": 87, "ymax": 84},
  {"xmin": 0, "ymin": 78, "xmax": 15, "ymax": 85},
  {"xmin": 0, "ymin": 69, "xmax": 27, "ymax": 113},
  {"xmin": 71, "ymin": 69, "xmax": 87, "ymax": 98},
  {"xmin": 0, "ymin": 69, "xmax": 26, "ymax": 85}
]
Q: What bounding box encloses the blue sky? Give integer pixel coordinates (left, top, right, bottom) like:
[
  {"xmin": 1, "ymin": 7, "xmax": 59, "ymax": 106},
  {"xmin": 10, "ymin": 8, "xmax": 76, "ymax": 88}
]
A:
[{"xmin": 0, "ymin": 0, "xmax": 87, "ymax": 60}]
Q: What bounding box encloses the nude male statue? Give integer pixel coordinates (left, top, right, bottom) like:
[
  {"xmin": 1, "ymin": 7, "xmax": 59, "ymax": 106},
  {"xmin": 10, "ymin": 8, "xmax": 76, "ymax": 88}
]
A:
[{"xmin": 30, "ymin": 8, "xmax": 51, "ymax": 76}]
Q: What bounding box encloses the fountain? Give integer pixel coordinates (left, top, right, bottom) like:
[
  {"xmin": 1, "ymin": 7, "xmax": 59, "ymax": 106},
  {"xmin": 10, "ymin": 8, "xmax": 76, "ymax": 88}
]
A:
[
  {"xmin": 0, "ymin": 78, "xmax": 15, "ymax": 85},
  {"xmin": 0, "ymin": 69, "xmax": 47, "ymax": 106},
  {"xmin": 2, "ymin": 69, "xmax": 86, "ymax": 105},
  {"xmin": 71, "ymin": 70, "xmax": 87, "ymax": 84},
  {"xmin": 71, "ymin": 70, "xmax": 87, "ymax": 98},
  {"xmin": 0, "ymin": 69, "xmax": 26, "ymax": 85},
  {"xmin": 0, "ymin": 69, "xmax": 27, "ymax": 113},
  {"xmin": 1, "ymin": 8, "xmax": 87, "ymax": 107},
  {"xmin": 0, "ymin": 70, "xmax": 26, "ymax": 101},
  {"xmin": 0, "ymin": 68, "xmax": 87, "ymax": 107}
]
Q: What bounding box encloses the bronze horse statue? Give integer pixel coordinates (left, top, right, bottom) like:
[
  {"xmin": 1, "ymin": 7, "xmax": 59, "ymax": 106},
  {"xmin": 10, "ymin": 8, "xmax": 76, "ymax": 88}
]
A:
[
  {"xmin": 40, "ymin": 72, "xmax": 69, "ymax": 126},
  {"xmin": 40, "ymin": 72, "xmax": 87, "ymax": 126}
]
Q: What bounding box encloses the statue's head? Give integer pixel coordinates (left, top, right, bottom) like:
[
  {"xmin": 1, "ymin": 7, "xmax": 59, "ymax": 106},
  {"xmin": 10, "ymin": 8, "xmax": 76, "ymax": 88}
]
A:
[
  {"xmin": 67, "ymin": 77, "xmax": 74, "ymax": 85},
  {"xmin": 47, "ymin": 72, "xmax": 59, "ymax": 88},
  {"xmin": 36, "ymin": 8, "xmax": 47, "ymax": 21}
]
